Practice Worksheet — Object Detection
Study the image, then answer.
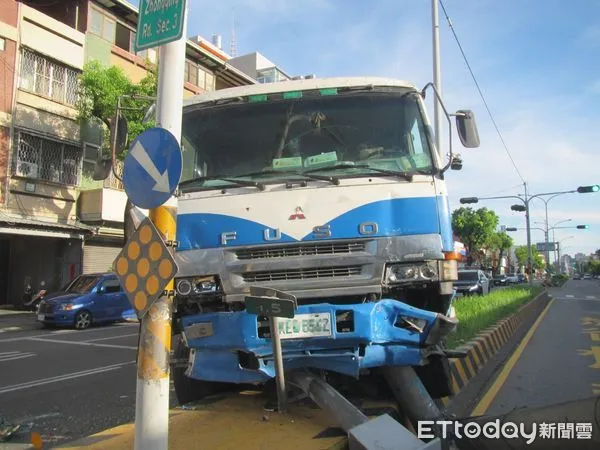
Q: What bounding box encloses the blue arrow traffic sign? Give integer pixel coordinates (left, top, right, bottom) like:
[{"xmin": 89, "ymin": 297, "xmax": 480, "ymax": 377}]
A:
[{"xmin": 122, "ymin": 127, "xmax": 182, "ymax": 209}]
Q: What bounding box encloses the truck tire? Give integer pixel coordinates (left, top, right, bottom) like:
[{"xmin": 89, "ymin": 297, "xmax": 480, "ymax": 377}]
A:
[{"xmin": 172, "ymin": 334, "xmax": 231, "ymax": 405}]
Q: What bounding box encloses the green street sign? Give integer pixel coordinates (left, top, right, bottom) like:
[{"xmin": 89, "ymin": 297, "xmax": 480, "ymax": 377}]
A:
[{"xmin": 136, "ymin": 0, "xmax": 187, "ymax": 51}]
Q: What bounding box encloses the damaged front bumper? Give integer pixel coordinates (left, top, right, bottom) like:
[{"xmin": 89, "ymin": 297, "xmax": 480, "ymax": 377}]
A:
[{"xmin": 179, "ymin": 298, "xmax": 457, "ymax": 384}]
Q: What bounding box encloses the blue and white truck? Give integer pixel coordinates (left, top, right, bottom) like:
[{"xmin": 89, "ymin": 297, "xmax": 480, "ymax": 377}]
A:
[{"xmin": 166, "ymin": 77, "xmax": 480, "ymax": 405}]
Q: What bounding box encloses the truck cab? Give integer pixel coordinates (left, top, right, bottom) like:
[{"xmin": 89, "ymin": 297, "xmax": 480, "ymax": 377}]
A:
[{"xmin": 168, "ymin": 77, "xmax": 479, "ymax": 402}]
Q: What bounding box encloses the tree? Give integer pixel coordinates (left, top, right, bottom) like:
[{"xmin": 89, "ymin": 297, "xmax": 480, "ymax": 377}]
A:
[
  {"xmin": 76, "ymin": 60, "xmax": 157, "ymax": 158},
  {"xmin": 452, "ymin": 207, "xmax": 499, "ymax": 265},
  {"xmin": 588, "ymin": 260, "xmax": 600, "ymax": 276},
  {"xmin": 514, "ymin": 245, "xmax": 545, "ymax": 271},
  {"xmin": 488, "ymin": 231, "xmax": 513, "ymax": 274}
]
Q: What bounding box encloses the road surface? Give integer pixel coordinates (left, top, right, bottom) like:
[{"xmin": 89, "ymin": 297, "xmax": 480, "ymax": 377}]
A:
[
  {"xmin": 0, "ymin": 316, "xmax": 160, "ymax": 447},
  {"xmin": 473, "ymin": 279, "xmax": 600, "ymax": 415}
]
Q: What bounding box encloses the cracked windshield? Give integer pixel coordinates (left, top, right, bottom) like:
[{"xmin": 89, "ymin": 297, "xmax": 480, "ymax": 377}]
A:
[
  {"xmin": 1, "ymin": 0, "xmax": 599, "ymax": 449},
  {"xmin": 180, "ymin": 90, "xmax": 433, "ymax": 190}
]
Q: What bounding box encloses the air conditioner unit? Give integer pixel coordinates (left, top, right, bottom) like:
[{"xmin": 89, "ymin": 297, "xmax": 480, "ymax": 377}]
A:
[{"xmin": 16, "ymin": 161, "xmax": 38, "ymax": 178}]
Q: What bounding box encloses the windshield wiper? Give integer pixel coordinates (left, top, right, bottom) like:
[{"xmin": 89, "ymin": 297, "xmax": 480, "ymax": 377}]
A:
[
  {"xmin": 304, "ymin": 163, "xmax": 414, "ymax": 182},
  {"xmin": 235, "ymin": 169, "xmax": 340, "ymax": 186},
  {"xmin": 179, "ymin": 176, "xmax": 265, "ymax": 191}
]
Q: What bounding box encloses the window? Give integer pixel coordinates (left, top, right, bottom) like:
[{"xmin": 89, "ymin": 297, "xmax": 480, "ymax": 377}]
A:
[
  {"xmin": 90, "ymin": 8, "xmax": 116, "ymax": 42},
  {"xmin": 115, "ymin": 22, "xmax": 134, "ymax": 52},
  {"xmin": 185, "ymin": 60, "xmax": 198, "ymax": 86},
  {"xmin": 257, "ymin": 67, "xmax": 288, "ymax": 84},
  {"xmin": 180, "ymin": 89, "xmax": 435, "ymax": 190},
  {"xmin": 185, "ymin": 61, "xmax": 215, "ymax": 91},
  {"xmin": 204, "ymin": 69, "xmax": 215, "ymax": 92},
  {"xmin": 20, "ymin": 49, "xmax": 79, "ymax": 105},
  {"xmin": 101, "ymin": 279, "xmax": 122, "ymax": 293},
  {"xmin": 13, "ymin": 130, "xmax": 82, "ymax": 186}
]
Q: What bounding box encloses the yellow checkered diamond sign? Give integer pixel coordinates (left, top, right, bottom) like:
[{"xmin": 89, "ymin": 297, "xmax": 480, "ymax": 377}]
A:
[{"xmin": 113, "ymin": 217, "xmax": 178, "ymax": 319}]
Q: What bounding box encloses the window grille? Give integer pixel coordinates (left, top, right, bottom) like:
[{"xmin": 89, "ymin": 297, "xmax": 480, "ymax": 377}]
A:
[
  {"xmin": 19, "ymin": 49, "xmax": 79, "ymax": 105},
  {"xmin": 13, "ymin": 130, "xmax": 82, "ymax": 186}
]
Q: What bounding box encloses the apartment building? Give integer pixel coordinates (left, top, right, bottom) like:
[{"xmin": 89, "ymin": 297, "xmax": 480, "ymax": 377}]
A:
[{"xmin": 0, "ymin": 0, "xmax": 256, "ymax": 306}]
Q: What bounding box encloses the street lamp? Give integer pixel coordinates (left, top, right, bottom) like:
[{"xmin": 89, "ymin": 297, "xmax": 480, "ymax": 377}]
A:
[{"xmin": 459, "ymin": 184, "xmax": 599, "ymax": 281}]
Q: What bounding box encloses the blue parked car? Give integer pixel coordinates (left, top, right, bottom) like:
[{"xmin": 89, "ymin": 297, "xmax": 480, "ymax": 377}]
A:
[{"xmin": 37, "ymin": 273, "xmax": 137, "ymax": 329}]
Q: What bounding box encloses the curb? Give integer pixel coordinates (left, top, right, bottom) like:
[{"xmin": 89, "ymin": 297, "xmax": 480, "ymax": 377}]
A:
[{"xmin": 440, "ymin": 289, "xmax": 551, "ymax": 407}]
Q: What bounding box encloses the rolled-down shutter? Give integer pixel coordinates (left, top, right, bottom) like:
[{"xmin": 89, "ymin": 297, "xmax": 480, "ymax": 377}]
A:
[{"xmin": 83, "ymin": 243, "xmax": 122, "ymax": 274}]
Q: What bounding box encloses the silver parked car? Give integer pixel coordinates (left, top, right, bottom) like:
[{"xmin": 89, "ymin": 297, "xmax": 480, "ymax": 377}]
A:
[{"xmin": 453, "ymin": 269, "xmax": 490, "ymax": 296}]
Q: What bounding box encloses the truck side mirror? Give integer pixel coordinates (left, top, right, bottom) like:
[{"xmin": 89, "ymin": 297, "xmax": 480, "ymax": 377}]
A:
[
  {"xmin": 92, "ymin": 158, "xmax": 112, "ymax": 181},
  {"xmin": 455, "ymin": 110, "xmax": 480, "ymax": 148},
  {"xmin": 110, "ymin": 114, "xmax": 129, "ymax": 156}
]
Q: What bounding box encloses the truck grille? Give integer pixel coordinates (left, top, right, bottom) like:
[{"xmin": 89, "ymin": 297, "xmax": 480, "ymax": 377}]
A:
[
  {"xmin": 243, "ymin": 265, "xmax": 363, "ymax": 283},
  {"xmin": 235, "ymin": 241, "xmax": 366, "ymax": 260}
]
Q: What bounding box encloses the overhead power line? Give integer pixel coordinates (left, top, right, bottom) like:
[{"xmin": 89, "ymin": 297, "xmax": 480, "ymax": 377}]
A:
[{"xmin": 438, "ymin": 0, "xmax": 526, "ymax": 184}]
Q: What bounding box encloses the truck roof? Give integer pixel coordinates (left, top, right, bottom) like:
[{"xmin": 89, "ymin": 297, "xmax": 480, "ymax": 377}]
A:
[{"xmin": 183, "ymin": 77, "xmax": 419, "ymax": 109}]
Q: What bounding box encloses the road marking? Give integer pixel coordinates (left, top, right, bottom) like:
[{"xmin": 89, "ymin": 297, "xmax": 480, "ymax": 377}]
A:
[
  {"xmin": 85, "ymin": 333, "xmax": 139, "ymax": 343},
  {"xmin": 0, "ymin": 323, "xmax": 138, "ymax": 343},
  {"xmin": 471, "ymin": 298, "xmax": 554, "ymax": 416},
  {"xmin": 587, "ymin": 296, "xmax": 597, "ymax": 299},
  {"xmin": 27, "ymin": 337, "xmax": 137, "ymax": 350},
  {"xmin": 0, "ymin": 351, "xmax": 36, "ymax": 362},
  {"xmin": 0, "ymin": 361, "xmax": 135, "ymax": 395},
  {"xmin": 0, "ymin": 326, "xmax": 25, "ymax": 333},
  {"xmin": 566, "ymin": 295, "xmax": 574, "ymax": 298}
]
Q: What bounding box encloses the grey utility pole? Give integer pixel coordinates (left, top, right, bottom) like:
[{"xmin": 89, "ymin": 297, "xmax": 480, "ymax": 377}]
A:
[{"xmin": 432, "ymin": 0, "xmax": 443, "ymax": 158}]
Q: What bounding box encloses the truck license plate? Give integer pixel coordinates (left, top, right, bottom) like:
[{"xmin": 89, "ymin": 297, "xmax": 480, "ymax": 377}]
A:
[{"xmin": 278, "ymin": 313, "xmax": 332, "ymax": 340}]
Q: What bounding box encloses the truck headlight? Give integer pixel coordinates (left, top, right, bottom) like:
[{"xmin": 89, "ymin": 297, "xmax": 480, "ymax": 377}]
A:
[
  {"xmin": 420, "ymin": 265, "xmax": 437, "ymax": 279},
  {"xmin": 175, "ymin": 276, "xmax": 221, "ymax": 296},
  {"xmin": 386, "ymin": 264, "xmax": 419, "ymax": 283},
  {"xmin": 385, "ymin": 262, "xmax": 439, "ymax": 284}
]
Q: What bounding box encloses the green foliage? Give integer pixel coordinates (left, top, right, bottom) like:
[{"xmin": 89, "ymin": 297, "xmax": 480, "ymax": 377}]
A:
[
  {"xmin": 76, "ymin": 61, "xmax": 157, "ymax": 159},
  {"xmin": 488, "ymin": 231, "xmax": 513, "ymax": 273},
  {"xmin": 80, "ymin": 174, "xmax": 103, "ymax": 190},
  {"xmin": 588, "ymin": 259, "xmax": 600, "ymax": 276},
  {"xmin": 452, "ymin": 207, "xmax": 499, "ymax": 264},
  {"xmin": 514, "ymin": 245, "xmax": 545, "ymax": 270},
  {"xmin": 550, "ymin": 273, "xmax": 569, "ymax": 286},
  {"xmin": 446, "ymin": 286, "xmax": 542, "ymax": 349}
]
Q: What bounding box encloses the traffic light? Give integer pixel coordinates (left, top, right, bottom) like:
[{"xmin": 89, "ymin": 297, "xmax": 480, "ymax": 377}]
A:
[
  {"xmin": 510, "ymin": 204, "xmax": 526, "ymax": 212},
  {"xmin": 460, "ymin": 197, "xmax": 479, "ymax": 204},
  {"xmin": 577, "ymin": 225, "xmax": 590, "ymax": 229},
  {"xmin": 577, "ymin": 185, "xmax": 600, "ymax": 193}
]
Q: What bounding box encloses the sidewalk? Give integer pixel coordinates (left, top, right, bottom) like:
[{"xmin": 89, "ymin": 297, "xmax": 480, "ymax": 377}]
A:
[{"xmin": 57, "ymin": 392, "xmax": 347, "ymax": 450}]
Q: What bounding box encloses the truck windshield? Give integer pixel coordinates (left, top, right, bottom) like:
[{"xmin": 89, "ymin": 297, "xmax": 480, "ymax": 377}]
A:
[{"xmin": 180, "ymin": 89, "xmax": 435, "ymax": 190}]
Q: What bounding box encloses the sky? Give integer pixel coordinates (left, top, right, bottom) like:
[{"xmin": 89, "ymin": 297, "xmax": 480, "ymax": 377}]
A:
[{"xmin": 132, "ymin": 0, "xmax": 600, "ymax": 257}]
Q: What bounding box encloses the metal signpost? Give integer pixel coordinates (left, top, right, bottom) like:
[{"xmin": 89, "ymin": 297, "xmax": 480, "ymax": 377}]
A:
[
  {"xmin": 127, "ymin": 2, "xmax": 188, "ymax": 449},
  {"xmin": 245, "ymin": 287, "xmax": 298, "ymax": 413}
]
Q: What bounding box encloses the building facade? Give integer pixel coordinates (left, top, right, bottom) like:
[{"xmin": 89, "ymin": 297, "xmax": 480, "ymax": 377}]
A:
[{"xmin": 0, "ymin": 0, "xmax": 256, "ymax": 306}]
